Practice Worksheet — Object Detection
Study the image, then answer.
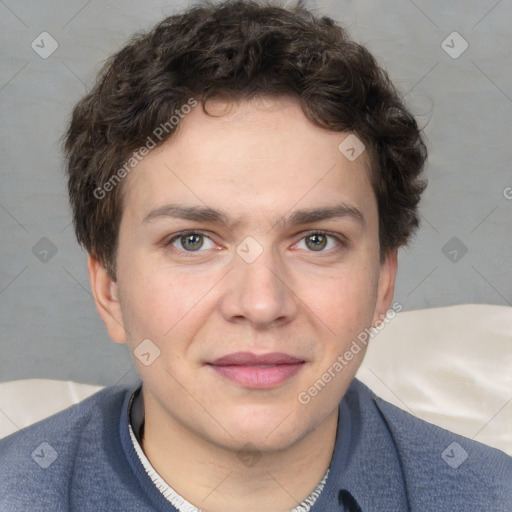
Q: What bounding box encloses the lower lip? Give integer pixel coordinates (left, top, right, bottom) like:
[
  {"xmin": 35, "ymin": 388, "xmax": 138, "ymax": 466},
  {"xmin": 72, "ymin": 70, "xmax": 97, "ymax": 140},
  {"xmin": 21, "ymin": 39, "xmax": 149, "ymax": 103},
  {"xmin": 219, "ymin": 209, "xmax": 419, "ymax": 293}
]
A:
[{"xmin": 208, "ymin": 363, "xmax": 304, "ymax": 389}]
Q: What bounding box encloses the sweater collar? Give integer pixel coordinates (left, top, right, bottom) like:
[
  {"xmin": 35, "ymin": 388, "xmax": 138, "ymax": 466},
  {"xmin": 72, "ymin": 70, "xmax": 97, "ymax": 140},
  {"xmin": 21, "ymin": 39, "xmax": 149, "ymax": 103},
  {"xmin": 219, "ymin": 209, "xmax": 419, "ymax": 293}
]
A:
[
  {"xmin": 122, "ymin": 379, "xmax": 407, "ymax": 512},
  {"xmin": 309, "ymin": 379, "xmax": 408, "ymax": 511}
]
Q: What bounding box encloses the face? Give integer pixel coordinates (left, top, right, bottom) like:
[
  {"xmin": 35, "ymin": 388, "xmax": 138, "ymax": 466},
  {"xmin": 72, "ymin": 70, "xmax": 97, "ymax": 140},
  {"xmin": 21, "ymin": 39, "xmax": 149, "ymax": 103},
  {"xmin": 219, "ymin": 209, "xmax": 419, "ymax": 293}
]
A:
[{"xmin": 90, "ymin": 96, "xmax": 397, "ymax": 453}]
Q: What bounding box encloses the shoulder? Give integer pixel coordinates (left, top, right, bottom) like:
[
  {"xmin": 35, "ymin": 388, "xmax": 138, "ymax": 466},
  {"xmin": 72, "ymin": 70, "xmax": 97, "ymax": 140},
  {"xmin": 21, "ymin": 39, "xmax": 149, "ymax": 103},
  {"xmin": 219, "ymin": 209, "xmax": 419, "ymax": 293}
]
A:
[
  {"xmin": 349, "ymin": 378, "xmax": 512, "ymax": 508},
  {"xmin": 0, "ymin": 383, "xmax": 136, "ymax": 510},
  {"xmin": 0, "ymin": 383, "xmax": 130, "ymax": 451}
]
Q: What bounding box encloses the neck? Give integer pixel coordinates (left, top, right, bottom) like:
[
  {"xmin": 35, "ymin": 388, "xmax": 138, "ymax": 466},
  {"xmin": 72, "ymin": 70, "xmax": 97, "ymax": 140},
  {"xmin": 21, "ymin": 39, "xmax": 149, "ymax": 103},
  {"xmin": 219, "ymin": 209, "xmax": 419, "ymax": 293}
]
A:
[{"xmin": 140, "ymin": 393, "xmax": 338, "ymax": 512}]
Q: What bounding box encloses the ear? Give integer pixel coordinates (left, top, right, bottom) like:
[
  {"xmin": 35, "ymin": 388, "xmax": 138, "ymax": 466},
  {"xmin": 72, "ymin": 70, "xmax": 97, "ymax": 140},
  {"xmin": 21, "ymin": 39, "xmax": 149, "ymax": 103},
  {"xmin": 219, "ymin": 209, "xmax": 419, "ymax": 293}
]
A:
[
  {"xmin": 372, "ymin": 249, "xmax": 398, "ymax": 326},
  {"xmin": 87, "ymin": 254, "xmax": 127, "ymax": 344}
]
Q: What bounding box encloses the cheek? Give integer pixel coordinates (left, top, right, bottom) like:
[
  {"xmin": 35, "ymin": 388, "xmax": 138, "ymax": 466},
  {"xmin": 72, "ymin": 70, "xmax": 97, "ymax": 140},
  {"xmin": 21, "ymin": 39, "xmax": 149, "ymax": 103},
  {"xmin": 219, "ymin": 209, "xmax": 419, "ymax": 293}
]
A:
[
  {"xmin": 117, "ymin": 261, "xmax": 215, "ymax": 346},
  {"xmin": 305, "ymin": 262, "xmax": 379, "ymax": 331}
]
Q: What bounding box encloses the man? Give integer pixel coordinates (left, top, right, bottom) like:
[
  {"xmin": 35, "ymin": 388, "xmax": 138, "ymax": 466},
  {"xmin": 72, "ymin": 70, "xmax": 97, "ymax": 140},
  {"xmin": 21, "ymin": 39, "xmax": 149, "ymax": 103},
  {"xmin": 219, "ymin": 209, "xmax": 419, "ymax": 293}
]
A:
[{"xmin": 1, "ymin": 1, "xmax": 510, "ymax": 511}]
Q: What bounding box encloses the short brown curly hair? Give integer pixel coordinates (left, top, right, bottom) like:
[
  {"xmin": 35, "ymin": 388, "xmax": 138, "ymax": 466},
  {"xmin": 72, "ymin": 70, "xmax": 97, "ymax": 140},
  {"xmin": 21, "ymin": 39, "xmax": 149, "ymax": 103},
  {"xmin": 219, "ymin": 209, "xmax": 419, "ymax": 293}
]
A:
[{"xmin": 64, "ymin": 0, "xmax": 427, "ymax": 279}]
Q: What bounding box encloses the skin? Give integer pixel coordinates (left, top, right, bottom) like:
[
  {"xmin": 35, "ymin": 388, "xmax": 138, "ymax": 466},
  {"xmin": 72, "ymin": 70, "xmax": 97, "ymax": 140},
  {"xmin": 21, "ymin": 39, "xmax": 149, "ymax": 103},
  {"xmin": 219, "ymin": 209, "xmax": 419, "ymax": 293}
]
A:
[{"xmin": 88, "ymin": 96, "xmax": 398, "ymax": 512}]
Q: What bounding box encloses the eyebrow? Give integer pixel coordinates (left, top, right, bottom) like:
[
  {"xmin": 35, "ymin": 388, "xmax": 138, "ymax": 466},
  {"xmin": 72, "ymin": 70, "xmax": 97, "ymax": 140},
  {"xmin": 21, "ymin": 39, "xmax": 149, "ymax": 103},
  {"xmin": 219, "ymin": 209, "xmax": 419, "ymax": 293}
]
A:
[{"xmin": 142, "ymin": 202, "xmax": 365, "ymax": 229}]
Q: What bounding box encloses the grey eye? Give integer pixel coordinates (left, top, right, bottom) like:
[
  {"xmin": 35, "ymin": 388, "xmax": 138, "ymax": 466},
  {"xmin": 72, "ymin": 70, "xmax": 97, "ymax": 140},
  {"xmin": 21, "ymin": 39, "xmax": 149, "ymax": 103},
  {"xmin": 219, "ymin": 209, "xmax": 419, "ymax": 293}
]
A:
[
  {"xmin": 305, "ymin": 234, "xmax": 328, "ymax": 251},
  {"xmin": 170, "ymin": 233, "xmax": 215, "ymax": 252},
  {"xmin": 295, "ymin": 233, "xmax": 340, "ymax": 253},
  {"xmin": 180, "ymin": 234, "xmax": 204, "ymax": 251}
]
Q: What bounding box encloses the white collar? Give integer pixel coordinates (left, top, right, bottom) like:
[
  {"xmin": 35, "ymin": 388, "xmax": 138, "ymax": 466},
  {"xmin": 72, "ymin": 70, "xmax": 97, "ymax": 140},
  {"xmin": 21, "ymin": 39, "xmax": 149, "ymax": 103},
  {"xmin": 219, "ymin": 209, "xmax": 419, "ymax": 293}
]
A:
[{"xmin": 127, "ymin": 389, "xmax": 330, "ymax": 512}]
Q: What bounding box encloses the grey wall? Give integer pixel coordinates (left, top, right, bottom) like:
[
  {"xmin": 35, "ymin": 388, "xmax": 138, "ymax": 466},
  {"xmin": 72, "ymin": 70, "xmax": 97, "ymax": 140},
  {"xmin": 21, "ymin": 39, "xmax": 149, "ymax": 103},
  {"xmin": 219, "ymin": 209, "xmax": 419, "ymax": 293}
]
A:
[{"xmin": 1, "ymin": 0, "xmax": 511, "ymax": 386}]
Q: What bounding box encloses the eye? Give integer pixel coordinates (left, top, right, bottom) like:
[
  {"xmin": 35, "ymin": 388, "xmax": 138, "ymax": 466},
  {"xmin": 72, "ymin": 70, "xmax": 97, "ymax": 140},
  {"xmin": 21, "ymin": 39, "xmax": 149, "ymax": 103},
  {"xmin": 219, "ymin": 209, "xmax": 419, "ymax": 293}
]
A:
[
  {"xmin": 295, "ymin": 232, "xmax": 342, "ymax": 252},
  {"xmin": 168, "ymin": 232, "xmax": 216, "ymax": 252}
]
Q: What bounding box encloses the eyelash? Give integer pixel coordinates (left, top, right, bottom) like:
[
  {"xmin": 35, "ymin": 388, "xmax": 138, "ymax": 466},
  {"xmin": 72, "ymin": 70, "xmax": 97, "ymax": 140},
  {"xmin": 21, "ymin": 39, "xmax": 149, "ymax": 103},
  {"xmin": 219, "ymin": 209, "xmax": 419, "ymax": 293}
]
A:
[{"xmin": 164, "ymin": 230, "xmax": 347, "ymax": 257}]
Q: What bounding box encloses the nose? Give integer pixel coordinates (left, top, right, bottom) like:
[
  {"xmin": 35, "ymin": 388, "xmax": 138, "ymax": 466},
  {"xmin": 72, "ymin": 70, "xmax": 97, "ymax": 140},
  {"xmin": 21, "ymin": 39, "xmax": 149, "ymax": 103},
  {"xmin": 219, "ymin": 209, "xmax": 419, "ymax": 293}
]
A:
[{"xmin": 219, "ymin": 241, "xmax": 298, "ymax": 330}]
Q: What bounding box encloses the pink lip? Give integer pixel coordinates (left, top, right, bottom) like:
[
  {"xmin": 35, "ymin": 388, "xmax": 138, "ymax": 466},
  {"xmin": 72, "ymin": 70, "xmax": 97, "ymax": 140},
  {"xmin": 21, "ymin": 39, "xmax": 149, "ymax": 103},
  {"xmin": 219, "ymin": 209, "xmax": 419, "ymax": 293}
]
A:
[
  {"xmin": 210, "ymin": 352, "xmax": 304, "ymax": 366},
  {"xmin": 207, "ymin": 352, "xmax": 305, "ymax": 389}
]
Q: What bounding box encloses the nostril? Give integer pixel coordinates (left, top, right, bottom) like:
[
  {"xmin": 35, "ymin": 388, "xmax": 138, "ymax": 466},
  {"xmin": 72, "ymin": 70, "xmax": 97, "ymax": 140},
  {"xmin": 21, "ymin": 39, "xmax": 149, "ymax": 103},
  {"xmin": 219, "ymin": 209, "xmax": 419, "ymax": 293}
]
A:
[{"xmin": 338, "ymin": 489, "xmax": 362, "ymax": 512}]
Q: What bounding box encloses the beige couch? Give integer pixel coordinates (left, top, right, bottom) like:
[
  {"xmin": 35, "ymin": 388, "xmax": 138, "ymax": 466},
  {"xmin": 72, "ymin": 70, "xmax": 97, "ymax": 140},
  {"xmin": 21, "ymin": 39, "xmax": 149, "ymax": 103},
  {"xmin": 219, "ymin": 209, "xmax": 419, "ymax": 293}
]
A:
[{"xmin": 1, "ymin": 304, "xmax": 510, "ymax": 455}]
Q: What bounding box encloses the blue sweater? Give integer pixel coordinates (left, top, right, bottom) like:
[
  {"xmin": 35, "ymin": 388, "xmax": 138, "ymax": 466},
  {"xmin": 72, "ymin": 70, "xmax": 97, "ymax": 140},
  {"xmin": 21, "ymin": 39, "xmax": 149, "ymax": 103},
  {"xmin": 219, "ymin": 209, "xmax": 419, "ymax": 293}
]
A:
[{"xmin": 0, "ymin": 378, "xmax": 511, "ymax": 511}]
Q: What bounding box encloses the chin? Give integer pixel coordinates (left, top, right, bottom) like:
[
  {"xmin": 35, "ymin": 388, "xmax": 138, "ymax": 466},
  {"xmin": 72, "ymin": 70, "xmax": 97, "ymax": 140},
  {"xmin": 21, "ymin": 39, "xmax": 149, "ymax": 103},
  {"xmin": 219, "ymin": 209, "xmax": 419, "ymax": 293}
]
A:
[
  {"xmin": 218, "ymin": 430, "xmax": 302, "ymax": 456},
  {"xmin": 217, "ymin": 408, "xmax": 314, "ymax": 453}
]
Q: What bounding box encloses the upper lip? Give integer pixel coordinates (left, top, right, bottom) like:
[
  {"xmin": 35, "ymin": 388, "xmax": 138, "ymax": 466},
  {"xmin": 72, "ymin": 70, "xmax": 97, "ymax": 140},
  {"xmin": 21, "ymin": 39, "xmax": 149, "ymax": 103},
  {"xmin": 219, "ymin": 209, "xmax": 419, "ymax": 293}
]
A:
[{"xmin": 208, "ymin": 352, "xmax": 304, "ymax": 366}]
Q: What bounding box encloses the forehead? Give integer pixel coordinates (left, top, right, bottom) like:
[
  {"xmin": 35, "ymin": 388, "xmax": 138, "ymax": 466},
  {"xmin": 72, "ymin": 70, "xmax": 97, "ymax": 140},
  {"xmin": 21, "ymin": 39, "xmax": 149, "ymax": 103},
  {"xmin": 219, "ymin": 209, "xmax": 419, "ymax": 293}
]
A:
[{"xmin": 121, "ymin": 96, "xmax": 376, "ymax": 228}]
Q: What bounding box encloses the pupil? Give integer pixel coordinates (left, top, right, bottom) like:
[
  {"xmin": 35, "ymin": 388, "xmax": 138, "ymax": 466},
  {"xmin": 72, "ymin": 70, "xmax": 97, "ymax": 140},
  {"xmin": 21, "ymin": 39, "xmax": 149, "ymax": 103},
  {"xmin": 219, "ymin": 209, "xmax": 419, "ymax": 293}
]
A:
[
  {"xmin": 307, "ymin": 234, "xmax": 327, "ymax": 251},
  {"xmin": 182, "ymin": 234, "xmax": 203, "ymax": 251}
]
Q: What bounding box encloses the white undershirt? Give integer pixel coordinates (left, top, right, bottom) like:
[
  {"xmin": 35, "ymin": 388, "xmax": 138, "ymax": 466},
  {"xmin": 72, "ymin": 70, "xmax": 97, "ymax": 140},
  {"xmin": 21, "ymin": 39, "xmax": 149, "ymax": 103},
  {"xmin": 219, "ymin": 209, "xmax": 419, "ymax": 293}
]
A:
[{"xmin": 128, "ymin": 423, "xmax": 330, "ymax": 512}]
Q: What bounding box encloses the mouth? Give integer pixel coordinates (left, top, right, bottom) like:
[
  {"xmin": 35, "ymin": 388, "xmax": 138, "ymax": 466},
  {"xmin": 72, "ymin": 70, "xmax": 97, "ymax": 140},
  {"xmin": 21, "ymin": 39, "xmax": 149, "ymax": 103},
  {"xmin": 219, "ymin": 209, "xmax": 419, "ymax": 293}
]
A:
[{"xmin": 206, "ymin": 352, "xmax": 306, "ymax": 389}]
